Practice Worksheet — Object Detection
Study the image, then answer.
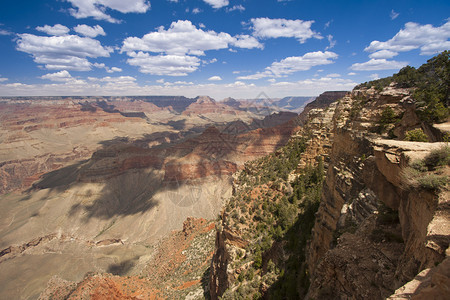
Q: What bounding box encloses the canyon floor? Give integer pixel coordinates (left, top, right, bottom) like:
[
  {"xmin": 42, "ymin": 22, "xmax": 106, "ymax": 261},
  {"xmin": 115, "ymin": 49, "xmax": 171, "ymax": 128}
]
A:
[{"xmin": 0, "ymin": 96, "xmax": 302, "ymax": 299}]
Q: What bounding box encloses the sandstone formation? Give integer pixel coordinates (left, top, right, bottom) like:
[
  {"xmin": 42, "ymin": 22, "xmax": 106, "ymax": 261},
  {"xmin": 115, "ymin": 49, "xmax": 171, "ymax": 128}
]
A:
[
  {"xmin": 306, "ymin": 87, "xmax": 450, "ymax": 299},
  {"xmin": 208, "ymin": 76, "xmax": 448, "ymax": 299},
  {"xmin": 182, "ymin": 96, "xmax": 241, "ymax": 116},
  {"xmin": 297, "ymin": 91, "xmax": 348, "ymax": 124},
  {"xmin": 0, "ymin": 98, "xmax": 300, "ymax": 299}
]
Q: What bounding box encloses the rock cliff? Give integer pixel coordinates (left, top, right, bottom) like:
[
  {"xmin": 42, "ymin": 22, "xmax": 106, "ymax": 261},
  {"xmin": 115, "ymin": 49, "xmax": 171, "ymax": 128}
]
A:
[
  {"xmin": 306, "ymin": 86, "xmax": 449, "ymax": 299},
  {"xmin": 209, "ymin": 53, "xmax": 449, "ymax": 299}
]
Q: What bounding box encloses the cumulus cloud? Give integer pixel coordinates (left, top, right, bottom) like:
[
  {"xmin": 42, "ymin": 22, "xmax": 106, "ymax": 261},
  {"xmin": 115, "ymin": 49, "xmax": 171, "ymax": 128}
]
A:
[
  {"xmin": 126, "ymin": 51, "xmax": 201, "ymax": 76},
  {"xmin": 73, "ymin": 24, "xmax": 106, "ymax": 37},
  {"xmin": 88, "ymin": 75, "xmax": 136, "ymax": 83},
  {"xmin": 40, "ymin": 70, "xmax": 74, "ymax": 82},
  {"xmin": 108, "ymin": 67, "xmax": 122, "ymax": 73},
  {"xmin": 0, "ymin": 77, "xmax": 8, "ymax": 82},
  {"xmin": 226, "ymin": 5, "xmax": 245, "ymax": 12},
  {"xmin": 208, "ymin": 75, "xmax": 222, "ymax": 81},
  {"xmin": 36, "ymin": 24, "xmax": 70, "ymax": 36},
  {"xmin": 192, "ymin": 8, "xmax": 201, "ymax": 14},
  {"xmin": 350, "ymin": 58, "xmax": 408, "ymax": 71},
  {"xmin": 122, "ymin": 20, "xmax": 236, "ymax": 55},
  {"xmin": 368, "ymin": 49, "xmax": 398, "ymax": 59},
  {"xmin": 16, "ymin": 33, "xmax": 113, "ymax": 71},
  {"xmin": 270, "ymin": 76, "xmax": 356, "ymax": 91},
  {"xmin": 325, "ymin": 73, "xmax": 341, "ymax": 78},
  {"xmin": 203, "ymin": 0, "xmax": 229, "ymax": 9},
  {"xmin": 122, "ymin": 20, "xmax": 262, "ymax": 55},
  {"xmin": 93, "ymin": 63, "xmax": 122, "ymax": 73},
  {"xmin": 238, "ymin": 51, "xmax": 338, "ymax": 80},
  {"xmin": 0, "ymin": 76, "xmax": 357, "ymax": 99},
  {"xmin": 250, "ymin": 18, "xmax": 322, "ymax": 43},
  {"xmin": 231, "ymin": 35, "xmax": 263, "ymax": 49},
  {"xmin": 122, "ymin": 20, "xmax": 262, "ymax": 75},
  {"xmin": 365, "ymin": 21, "xmax": 450, "ymax": 55},
  {"xmin": 67, "ymin": 0, "xmax": 150, "ymax": 23}
]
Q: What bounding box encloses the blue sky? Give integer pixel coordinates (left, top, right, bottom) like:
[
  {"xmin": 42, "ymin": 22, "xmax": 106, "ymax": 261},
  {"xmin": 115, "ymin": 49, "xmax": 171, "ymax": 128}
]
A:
[{"xmin": 0, "ymin": 0, "xmax": 449, "ymax": 99}]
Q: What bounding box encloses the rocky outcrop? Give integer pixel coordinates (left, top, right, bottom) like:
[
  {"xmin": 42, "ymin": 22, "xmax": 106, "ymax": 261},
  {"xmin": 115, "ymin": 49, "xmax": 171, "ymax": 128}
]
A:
[
  {"xmin": 306, "ymin": 87, "xmax": 450, "ymax": 299},
  {"xmin": 182, "ymin": 96, "xmax": 242, "ymax": 116},
  {"xmin": 38, "ymin": 217, "xmax": 216, "ymax": 300},
  {"xmin": 297, "ymin": 91, "xmax": 348, "ymax": 124}
]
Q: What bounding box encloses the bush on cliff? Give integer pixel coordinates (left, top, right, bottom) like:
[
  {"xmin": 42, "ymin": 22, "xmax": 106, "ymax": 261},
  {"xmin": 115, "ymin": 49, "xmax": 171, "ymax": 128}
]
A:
[
  {"xmin": 404, "ymin": 128, "xmax": 428, "ymax": 142},
  {"xmin": 356, "ymin": 51, "xmax": 450, "ymax": 124}
]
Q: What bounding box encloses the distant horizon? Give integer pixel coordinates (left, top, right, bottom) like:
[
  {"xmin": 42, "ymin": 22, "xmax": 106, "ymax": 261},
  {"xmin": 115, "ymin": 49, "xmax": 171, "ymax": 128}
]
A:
[
  {"xmin": 1, "ymin": 0, "xmax": 448, "ymax": 99},
  {"xmin": 0, "ymin": 94, "xmax": 323, "ymax": 101}
]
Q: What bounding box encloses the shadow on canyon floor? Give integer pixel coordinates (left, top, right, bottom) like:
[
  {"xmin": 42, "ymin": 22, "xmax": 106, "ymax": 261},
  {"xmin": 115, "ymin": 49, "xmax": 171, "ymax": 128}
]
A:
[
  {"xmin": 27, "ymin": 117, "xmax": 297, "ymax": 222},
  {"xmin": 107, "ymin": 257, "xmax": 139, "ymax": 276}
]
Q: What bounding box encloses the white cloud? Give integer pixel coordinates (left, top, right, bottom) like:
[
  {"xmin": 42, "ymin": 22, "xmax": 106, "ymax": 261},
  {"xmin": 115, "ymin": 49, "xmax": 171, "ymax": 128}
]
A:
[
  {"xmin": 238, "ymin": 51, "xmax": 338, "ymax": 80},
  {"xmin": 67, "ymin": 0, "xmax": 150, "ymax": 23},
  {"xmin": 89, "ymin": 75, "xmax": 136, "ymax": 83},
  {"xmin": 350, "ymin": 58, "xmax": 408, "ymax": 71},
  {"xmin": 0, "ymin": 29, "xmax": 13, "ymax": 35},
  {"xmin": 203, "ymin": 0, "xmax": 229, "ymax": 9},
  {"xmin": 226, "ymin": 5, "xmax": 245, "ymax": 12},
  {"xmin": 121, "ymin": 20, "xmax": 262, "ymax": 75},
  {"xmin": 126, "ymin": 52, "xmax": 200, "ymax": 76},
  {"xmin": 325, "ymin": 34, "xmax": 336, "ymax": 50},
  {"xmin": 324, "ymin": 20, "xmax": 332, "ymax": 29},
  {"xmin": 208, "ymin": 75, "xmax": 222, "ymax": 81},
  {"xmin": 0, "ymin": 76, "xmax": 356, "ymax": 99},
  {"xmin": 0, "ymin": 77, "xmax": 8, "ymax": 82},
  {"xmin": 231, "ymin": 35, "xmax": 263, "ymax": 49},
  {"xmin": 270, "ymin": 77, "xmax": 356, "ymax": 91},
  {"xmin": 365, "ymin": 20, "xmax": 450, "ymax": 55},
  {"xmin": 326, "ymin": 73, "xmax": 341, "ymax": 78},
  {"xmin": 16, "ymin": 33, "xmax": 112, "ymax": 71},
  {"xmin": 192, "ymin": 8, "xmax": 201, "ymax": 14},
  {"xmin": 122, "ymin": 20, "xmax": 236, "ymax": 55},
  {"xmin": 347, "ymin": 72, "xmax": 356, "ymax": 76},
  {"xmin": 36, "ymin": 24, "xmax": 70, "ymax": 36},
  {"xmin": 390, "ymin": 10, "xmax": 399, "ymax": 20},
  {"xmin": 93, "ymin": 62, "xmax": 105, "ymax": 68},
  {"xmin": 250, "ymin": 18, "xmax": 322, "ymax": 43},
  {"xmin": 93, "ymin": 63, "xmax": 122, "ymax": 73},
  {"xmin": 73, "ymin": 24, "xmax": 105, "ymax": 38},
  {"xmin": 369, "ymin": 73, "xmax": 380, "ymax": 80},
  {"xmin": 40, "ymin": 70, "xmax": 74, "ymax": 82},
  {"xmin": 368, "ymin": 49, "xmax": 398, "ymax": 59},
  {"xmin": 174, "ymin": 81, "xmax": 193, "ymax": 85},
  {"xmin": 109, "ymin": 67, "xmax": 122, "ymax": 73}
]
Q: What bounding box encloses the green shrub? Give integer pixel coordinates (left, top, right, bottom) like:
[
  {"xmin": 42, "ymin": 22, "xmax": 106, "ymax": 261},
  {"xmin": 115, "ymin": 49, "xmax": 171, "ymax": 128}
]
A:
[
  {"xmin": 376, "ymin": 106, "xmax": 398, "ymax": 133},
  {"xmin": 404, "ymin": 128, "xmax": 428, "ymax": 142},
  {"xmin": 410, "ymin": 160, "xmax": 427, "ymax": 172},
  {"xmin": 417, "ymin": 174, "xmax": 448, "ymax": 190},
  {"xmin": 424, "ymin": 146, "xmax": 450, "ymax": 169},
  {"xmin": 356, "ymin": 51, "xmax": 450, "ymax": 124}
]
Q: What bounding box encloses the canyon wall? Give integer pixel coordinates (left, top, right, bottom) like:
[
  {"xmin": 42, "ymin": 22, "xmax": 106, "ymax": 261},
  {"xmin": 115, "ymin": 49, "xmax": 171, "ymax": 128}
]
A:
[
  {"xmin": 306, "ymin": 87, "xmax": 449, "ymax": 299},
  {"xmin": 209, "ymin": 86, "xmax": 449, "ymax": 299}
]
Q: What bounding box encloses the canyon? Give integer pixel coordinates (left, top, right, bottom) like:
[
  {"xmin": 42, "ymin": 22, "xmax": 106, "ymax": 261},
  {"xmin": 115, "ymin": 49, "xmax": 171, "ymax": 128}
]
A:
[
  {"xmin": 207, "ymin": 53, "xmax": 450, "ymax": 299},
  {"xmin": 0, "ymin": 94, "xmax": 307, "ymax": 299},
  {"xmin": 0, "ymin": 53, "xmax": 449, "ymax": 300}
]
